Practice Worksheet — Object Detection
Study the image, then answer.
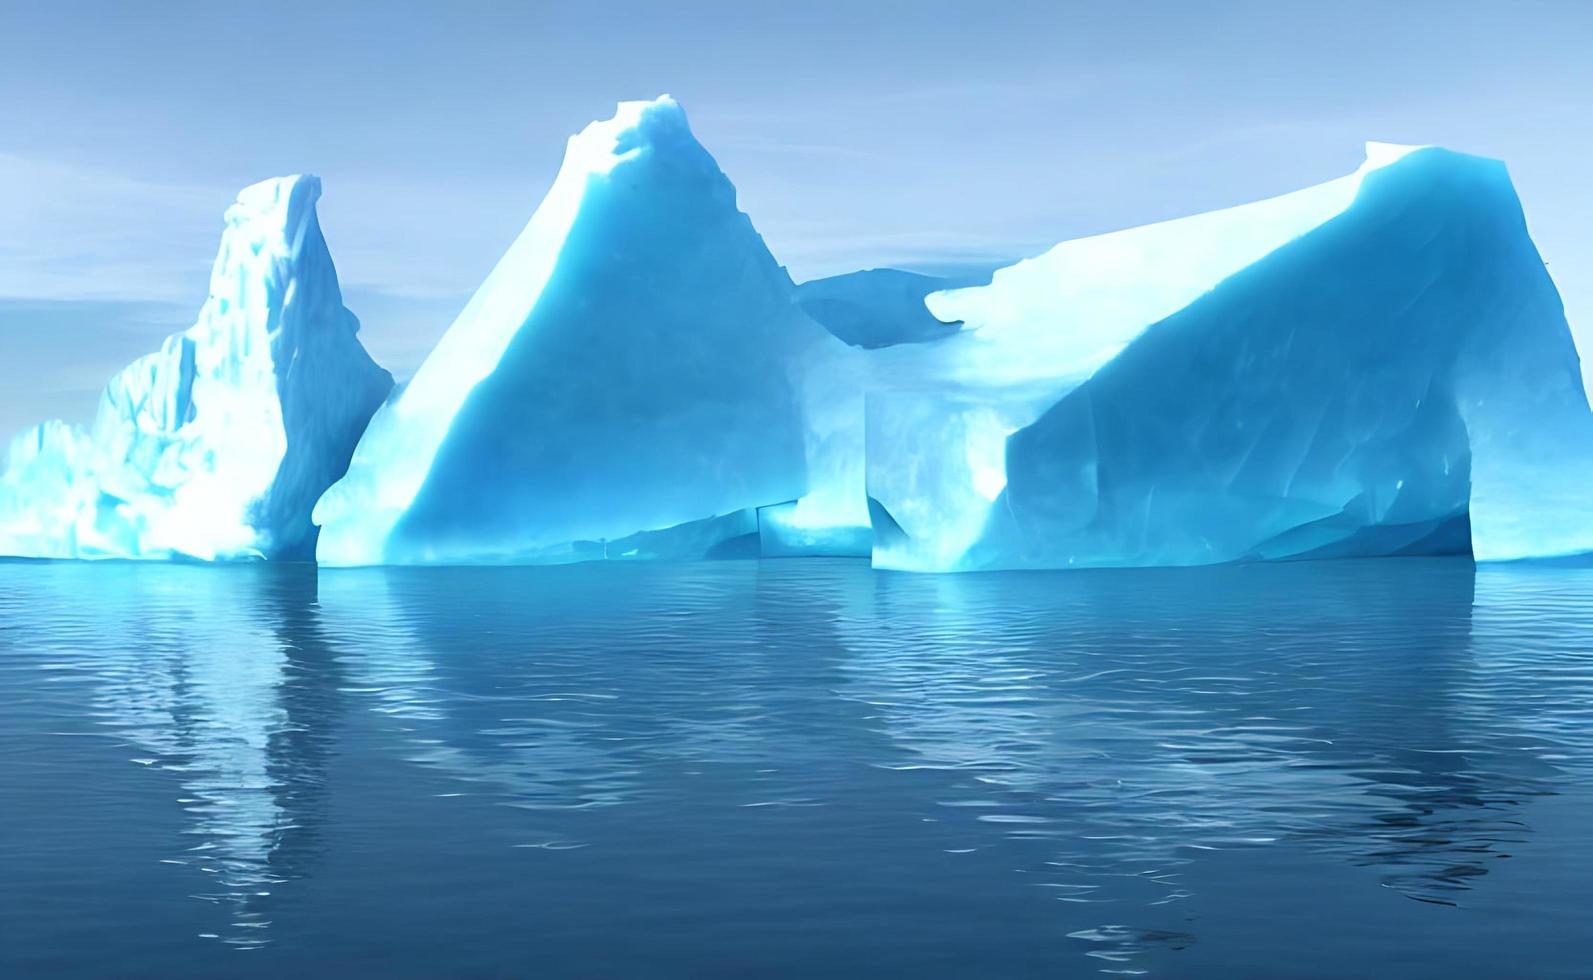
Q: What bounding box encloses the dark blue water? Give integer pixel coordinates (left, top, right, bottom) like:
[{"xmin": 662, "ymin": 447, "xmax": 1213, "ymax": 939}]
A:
[{"xmin": 2, "ymin": 557, "xmax": 1591, "ymax": 978}]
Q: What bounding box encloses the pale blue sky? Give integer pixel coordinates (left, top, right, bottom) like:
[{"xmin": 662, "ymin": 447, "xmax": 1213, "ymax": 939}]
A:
[{"xmin": 2, "ymin": 0, "xmax": 1591, "ymax": 436}]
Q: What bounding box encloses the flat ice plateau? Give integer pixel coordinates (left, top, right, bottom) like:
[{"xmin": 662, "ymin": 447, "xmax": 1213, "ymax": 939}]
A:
[{"xmin": 3, "ymin": 98, "xmax": 1591, "ymax": 570}]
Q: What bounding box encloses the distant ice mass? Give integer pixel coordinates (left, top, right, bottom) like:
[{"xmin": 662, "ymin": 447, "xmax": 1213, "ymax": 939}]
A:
[
  {"xmin": 5, "ymin": 102, "xmax": 1591, "ymax": 571},
  {"xmin": 0, "ymin": 176, "xmax": 391, "ymax": 560},
  {"xmin": 796, "ymin": 267, "xmax": 992, "ymax": 349}
]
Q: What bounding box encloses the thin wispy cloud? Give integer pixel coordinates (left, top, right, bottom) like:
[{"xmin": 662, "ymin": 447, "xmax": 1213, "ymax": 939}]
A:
[{"xmin": 0, "ymin": 154, "xmax": 222, "ymax": 303}]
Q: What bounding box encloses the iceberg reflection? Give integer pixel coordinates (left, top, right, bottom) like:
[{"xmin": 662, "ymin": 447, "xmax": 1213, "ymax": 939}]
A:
[{"xmin": 4, "ymin": 556, "xmax": 1590, "ymax": 975}]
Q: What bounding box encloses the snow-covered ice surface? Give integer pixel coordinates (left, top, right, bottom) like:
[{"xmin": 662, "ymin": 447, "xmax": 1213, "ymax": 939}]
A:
[
  {"xmin": 315, "ymin": 97, "xmax": 848, "ymax": 566},
  {"xmin": 871, "ymin": 145, "xmax": 1593, "ymax": 570},
  {"xmin": 0, "ymin": 177, "xmax": 391, "ymax": 561}
]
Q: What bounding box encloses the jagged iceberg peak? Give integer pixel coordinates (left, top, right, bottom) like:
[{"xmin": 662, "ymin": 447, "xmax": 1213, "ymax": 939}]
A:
[
  {"xmin": 315, "ymin": 96, "xmax": 838, "ymax": 565},
  {"xmin": 0, "ymin": 175, "xmax": 391, "ymax": 561}
]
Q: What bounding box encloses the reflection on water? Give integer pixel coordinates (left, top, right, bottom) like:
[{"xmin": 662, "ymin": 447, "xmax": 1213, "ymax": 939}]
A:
[
  {"xmin": 2, "ymin": 557, "xmax": 1591, "ymax": 977},
  {"xmin": 0, "ymin": 566, "xmax": 341, "ymax": 948},
  {"xmin": 830, "ymin": 562, "xmax": 1563, "ymax": 966}
]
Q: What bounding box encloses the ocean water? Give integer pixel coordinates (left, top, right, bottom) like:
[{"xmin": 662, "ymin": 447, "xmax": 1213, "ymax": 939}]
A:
[{"xmin": 1, "ymin": 556, "xmax": 1590, "ymax": 978}]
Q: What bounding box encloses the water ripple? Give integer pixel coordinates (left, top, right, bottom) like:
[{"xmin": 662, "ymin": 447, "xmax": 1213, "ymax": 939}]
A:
[{"xmin": 2, "ymin": 557, "xmax": 1592, "ymax": 977}]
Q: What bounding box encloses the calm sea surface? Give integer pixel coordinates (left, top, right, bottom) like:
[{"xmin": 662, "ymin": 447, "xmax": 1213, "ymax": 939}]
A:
[{"xmin": 2, "ymin": 557, "xmax": 1591, "ymax": 978}]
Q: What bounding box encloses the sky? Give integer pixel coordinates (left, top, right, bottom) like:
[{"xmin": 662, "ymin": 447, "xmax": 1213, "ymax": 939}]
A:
[{"xmin": 2, "ymin": 0, "xmax": 1591, "ymax": 436}]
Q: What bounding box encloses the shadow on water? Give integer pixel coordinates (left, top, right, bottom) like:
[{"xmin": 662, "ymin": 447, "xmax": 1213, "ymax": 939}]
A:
[{"xmin": 3, "ymin": 555, "xmax": 1592, "ymax": 977}]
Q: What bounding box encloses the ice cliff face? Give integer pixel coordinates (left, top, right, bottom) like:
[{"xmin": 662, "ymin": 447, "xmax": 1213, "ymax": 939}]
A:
[
  {"xmin": 314, "ymin": 113, "xmax": 1591, "ymax": 571},
  {"xmin": 0, "ymin": 176, "xmax": 392, "ymax": 561},
  {"xmin": 867, "ymin": 145, "xmax": 1593, "ymax": 570},
  {"xmin": 314, "ymin": 97, "xmax": 843, "ymax": 565},
  {"xmin": 6, "ymin": 103, "xmax": 1589, "ymax": 572}
]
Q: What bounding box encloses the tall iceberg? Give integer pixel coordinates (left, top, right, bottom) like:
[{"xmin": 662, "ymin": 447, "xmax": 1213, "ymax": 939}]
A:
[
  {"xmin": 867, "ymin": 145, "xmax": 1593, "ymax": 570},
  {"xmin": 315, "ymin": 97, "xmax": 845, "ymax": 566},
  {"xmin": 0, "ymin": 176, "xmax": 392, "ymax": 561}
]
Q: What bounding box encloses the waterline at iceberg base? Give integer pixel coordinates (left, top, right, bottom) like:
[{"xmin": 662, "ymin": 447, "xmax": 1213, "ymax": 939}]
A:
[{"xmin": 3, "ymin": 97, "xmax": 1592, "ymax": 571}]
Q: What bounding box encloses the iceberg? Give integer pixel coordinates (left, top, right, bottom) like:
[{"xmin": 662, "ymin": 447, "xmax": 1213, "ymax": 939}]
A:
[
  {"xmin": 0, "ymin": 176, "xmax": 392, "ymax": 561},
  {"xmin": 8, "ymin": 106, "xmax": 1588, "ymax": 573},
  {"xmin": 868, "ymin": 145, "xmax": 1593, "ymax": 570},
  {"xmin": 315, "ymin": 97, "xmax": 847, "ymax": 566}
]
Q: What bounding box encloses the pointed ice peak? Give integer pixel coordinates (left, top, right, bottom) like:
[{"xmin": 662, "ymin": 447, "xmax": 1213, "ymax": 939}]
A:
[
  {"xmin": 345, "ymin": 95, "xmax": 716, "ymax": 444},
  {"xmin": 220, "ymin": 174, "xmax": 323, "ymax": 260},
  {"xmin": 314, "ymin": 93, "xmax": 815, "ymax": 566},
  {"xmin": 204, "ymin": 173, "xmax": 342, "ymax": 323},
  {"xmin": 1361, "ymin": 141, "xmax": 1425, "ymax": 172},
  {"xmin": 557, "ymin": 95, "xmax": 699, "ymax": 181},
  {"xmin": 230, "ymin": 173, "xmax": 319, "ymax": 218},
  {"xmin": 609, "ymin": 93, "xmax": 680, "ymax": 128}
]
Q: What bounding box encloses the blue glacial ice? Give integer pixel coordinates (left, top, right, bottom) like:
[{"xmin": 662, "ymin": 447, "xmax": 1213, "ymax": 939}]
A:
[
  {"xmin": 756, "ymin": 268, "xmax": 1009, "ymax": 557},
  {"xmin": 5, "ymin": 98, "xmax": 1591, "ymax": 572},
  {"xmin": 867, "ymin": 144, "xmax": 1593, "ymax": 570},
  {"xmin": 314, "ymin": 97, "xmax": 853, "ymax": 565},
  {"xmin": 0, "ymin": 176, "xmax": 392, "ymax": 561}
]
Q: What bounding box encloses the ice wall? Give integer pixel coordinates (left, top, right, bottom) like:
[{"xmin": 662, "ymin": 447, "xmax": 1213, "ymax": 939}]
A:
[
  {"xmin": 8, "ymin": 117, "xmax": 1588, "ymax": 572},
  {"xmin": 871, "ymin": 146, "xmax": 1593, "ymax": 570}
]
